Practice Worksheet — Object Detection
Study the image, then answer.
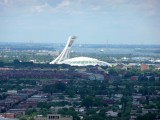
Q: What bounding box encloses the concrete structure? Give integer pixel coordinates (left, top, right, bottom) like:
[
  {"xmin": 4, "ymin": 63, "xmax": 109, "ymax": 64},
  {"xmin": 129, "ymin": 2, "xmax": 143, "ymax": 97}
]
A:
[
  {"xmin": 50, "ymin": 36, "xmax": 76, "ymax": 64},
  {"xmin": 50, "ymin": 36, "xmax": 112, "ymax": 67},
  {"xmin": 34, "ymin": 114, "xmax": 73, "ymax": 120}
]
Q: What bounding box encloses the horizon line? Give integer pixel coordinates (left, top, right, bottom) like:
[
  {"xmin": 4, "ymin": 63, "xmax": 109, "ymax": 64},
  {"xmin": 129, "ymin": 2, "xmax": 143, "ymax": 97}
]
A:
[{"xmin": 0, "ymin": 41, "xmax": 160, "ymax": 46}]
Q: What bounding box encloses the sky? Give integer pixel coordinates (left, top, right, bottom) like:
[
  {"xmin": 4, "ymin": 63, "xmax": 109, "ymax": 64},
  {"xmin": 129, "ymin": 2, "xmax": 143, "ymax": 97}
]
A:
[{"xmin": 0, "ymin": 0, "xmax": 160, "ymax": 44}]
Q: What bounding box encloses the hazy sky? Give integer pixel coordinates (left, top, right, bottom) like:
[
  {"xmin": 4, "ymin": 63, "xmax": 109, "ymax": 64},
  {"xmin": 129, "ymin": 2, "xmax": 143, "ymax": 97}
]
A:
[{"xmin": 0, "ymin": 0, "xmax": 160, "ymax": 44}]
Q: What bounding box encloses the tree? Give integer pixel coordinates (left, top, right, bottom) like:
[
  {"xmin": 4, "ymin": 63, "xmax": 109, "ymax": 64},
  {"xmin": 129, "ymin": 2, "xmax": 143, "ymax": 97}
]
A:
[
  {"xmin": 82, "ymin": 96, "xmax": 93, "ymax": 108},
  {"xmin": 0, "ymin": 61, "xmax": 4, "ymax": 67},
  {"xmin": 13, "ymin": 59, "xmax": 20, "ymax": 65},
  {"xmin": 99, "ymin": 108, "xmax": 106, "ymax": 118},
  {"xmin": 37, "ymin": 102, "xmax": 50, "ymax": 109},
  {"xmin": 55, "ymin": 82, "xmax": 66, "ymax": 92},
  {"xmin": 39, "ymin": 108, "xmax": 51, "ymax": 116},
  {"xmin": 26, "ymin": 108, "xmax": 37, "ymax": 115},
  {"xmin": 137, "ymin": 113, "xmax": 157, "ymax": 120},
  {"xmin": 19, "ymin": 116, "xmax": 27, "ymax": 120},
  {"xmin": 90, "ymin": 114, "xmax": 104, "ymax": 120},
  {"xmin": 156, "ymin": 101, "xmax": 160, "ymax": 109},
  {"xmin": 42, "ymin": 82, "xmax": 66, "ymax": 94},
  {"xmin": 58, "ymin": 108, "xmax": 80, "ymax": 120},
  {"xmin": 93, "ymin": 97, "xmax": 102, "ymax": 106},
  {"xmin": 109, "ymin": 67, "xmax": 119, "ymax": 76},
  {"xmin": 29, "ymin": 117, "xmax": 35, "ymax": 120}
]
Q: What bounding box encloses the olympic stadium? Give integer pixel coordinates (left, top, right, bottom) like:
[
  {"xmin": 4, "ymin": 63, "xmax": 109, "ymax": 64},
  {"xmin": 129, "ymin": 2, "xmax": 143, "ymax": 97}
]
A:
[{"xmin": 50, "ymin": 36, "xmax": 112, "ymax": 67}]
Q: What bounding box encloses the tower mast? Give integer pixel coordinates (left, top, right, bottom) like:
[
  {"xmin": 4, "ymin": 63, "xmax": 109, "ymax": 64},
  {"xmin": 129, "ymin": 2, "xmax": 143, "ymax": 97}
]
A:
[{"xmin": 50, "ymin": 36, "xmax": 76, "ymax": 64}]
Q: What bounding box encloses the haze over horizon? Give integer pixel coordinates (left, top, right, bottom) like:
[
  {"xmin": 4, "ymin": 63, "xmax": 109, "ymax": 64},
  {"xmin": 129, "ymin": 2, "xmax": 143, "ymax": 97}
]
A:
[{"xmin": 0, "ymin": 0, "xmax": 160, "ymax": 45}]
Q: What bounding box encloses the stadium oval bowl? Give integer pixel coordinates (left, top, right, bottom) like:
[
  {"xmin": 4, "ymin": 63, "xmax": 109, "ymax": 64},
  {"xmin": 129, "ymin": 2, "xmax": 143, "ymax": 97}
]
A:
[{"xmin": 59, "ymin": 56, "xmax": 112, "ymax": 67}]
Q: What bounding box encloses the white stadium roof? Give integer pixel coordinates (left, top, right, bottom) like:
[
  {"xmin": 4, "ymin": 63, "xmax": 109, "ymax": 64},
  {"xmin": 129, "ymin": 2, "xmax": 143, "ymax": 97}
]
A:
[{"xmin": 59, "ymin": 56, "xmax": 112, "ymax": 67}]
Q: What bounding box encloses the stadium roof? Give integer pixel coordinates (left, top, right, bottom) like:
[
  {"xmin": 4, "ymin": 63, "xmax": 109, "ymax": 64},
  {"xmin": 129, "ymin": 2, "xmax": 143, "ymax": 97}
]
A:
[{"xmin": 59, "ymin": 56, "xmax": 112, "ymax": 67}]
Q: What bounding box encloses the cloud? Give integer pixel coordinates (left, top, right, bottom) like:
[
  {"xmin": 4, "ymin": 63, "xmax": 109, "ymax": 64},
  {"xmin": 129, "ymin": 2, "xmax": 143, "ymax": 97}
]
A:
[
  {"xmin": 53, "ymin": 0, "xmax": 90, "ymax": 13},
  {"xmin": 146, "ymin": 0, "xmax": 160, "ymax": 16},
  {"xmin": 57, "ymin": 0, "xmax": 71, "ymax": 8},
  {"xmin": 125, "ymin": 0, "xmax": 160, "ymax": 16},
  {"xmin": 30, "ymin": 2, "xmax": 50, "ymax": 13},
  {"xmin": 0, "ymin": 0, "xmax": 159, "ymax": 17},
  {"xmin": 4, "ymin": 0, "xmax": 9, "ymax": 4}
]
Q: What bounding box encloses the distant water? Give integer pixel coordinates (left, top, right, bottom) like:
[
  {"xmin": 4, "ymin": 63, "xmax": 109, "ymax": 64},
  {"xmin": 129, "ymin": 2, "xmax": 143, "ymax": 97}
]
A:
[
  {"xmin": 72, "ymin": 47, "xmax": 160, "ymax": 56},
  {"xmin": 0, "ymin": 42, "xmax": 159, "ymax": 56}
]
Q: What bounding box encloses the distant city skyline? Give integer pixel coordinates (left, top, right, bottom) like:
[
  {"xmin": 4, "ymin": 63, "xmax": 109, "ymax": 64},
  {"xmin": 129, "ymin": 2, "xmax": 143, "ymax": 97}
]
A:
[{"xmin": 0, "ymin": 0, "xmax": 160, "ymax": 44}]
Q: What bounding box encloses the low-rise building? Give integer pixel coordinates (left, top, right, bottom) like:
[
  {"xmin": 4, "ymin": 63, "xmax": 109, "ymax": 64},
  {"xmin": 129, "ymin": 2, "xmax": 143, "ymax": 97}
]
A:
[
  {"xmin": 34, "ymin": 114, "xmax": 73, "ymax": 120},
  {"xmin": 0, "ymin": 113, "xmax": 15, "ymax": 118},
  {"xmin": 106, "ymin": 111, "xmax": 118, "ymax": 117}
]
